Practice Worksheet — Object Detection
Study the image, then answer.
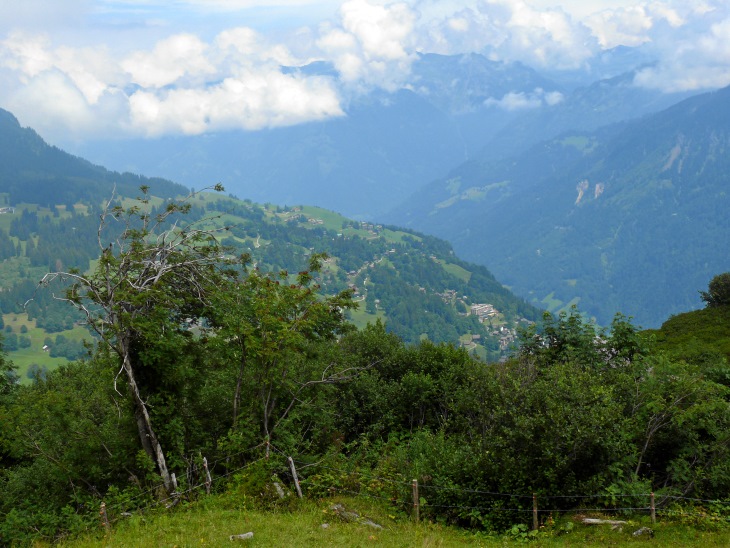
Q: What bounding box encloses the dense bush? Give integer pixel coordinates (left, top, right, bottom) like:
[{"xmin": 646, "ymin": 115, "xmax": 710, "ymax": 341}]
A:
[{"xmin": 2, "ymin": 192, "xmax": 729, "ymax": 544}]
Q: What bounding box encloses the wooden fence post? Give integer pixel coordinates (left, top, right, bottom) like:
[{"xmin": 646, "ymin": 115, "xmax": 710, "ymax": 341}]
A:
[
  {"xmin": 532, "ymin": 494, "xmax": 538, "ymax": 531},
  {"xmin": 99, "ymin": 502, "xmax": 110, "ymax": 532},
  {"xmin": 203, "ymin": 457, "xmax": 212, "ymax": 495},
  {"xmin": 288, "ymin": 457, "xmax": 303, "ymax": 498},
  {"xmin": 412, "ymin": 479, "xmax": 420, "ymax": 523},
  {"xmin": 650, "ymin": 492, "xmax": 656, "ymax": 524}
]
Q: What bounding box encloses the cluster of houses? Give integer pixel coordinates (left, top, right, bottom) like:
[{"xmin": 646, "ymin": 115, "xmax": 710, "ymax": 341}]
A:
[
  {"xmin": 470, "ymin": 303, "xmax": 499, "ymax": 321},
  {"xmin": 493, "ymin": 326, "xmax": 517, "ymax": 351},
  {"xmin": 358, "ymin": 221, "xmax": 383, "ymax": 232},
  {"xmin": 436, "ymin": 289, "xmax": 458, "ymax": 304},
  {"xmin": 459, "ymin": 302, "xmax": 519, "ymax": 352},
  {"xmin": 459, "ymin": 325, "xmax": 517, "ymax": 353},
  {"xmin": 0, "ymin": 207, "xmax": 15, "ymax": 214},
  {"xmin": 470, "ymin": 303, "xmax": 518, "ymax": 350},
  {"xmin": 331, "ymin": 233, "xmax": 521, "ymax": 355}
]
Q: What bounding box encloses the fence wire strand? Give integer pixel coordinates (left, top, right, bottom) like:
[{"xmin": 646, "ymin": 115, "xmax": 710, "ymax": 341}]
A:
[{"xmin": 96, "ymin": 442, "xmax": 730, "ymax": 531}]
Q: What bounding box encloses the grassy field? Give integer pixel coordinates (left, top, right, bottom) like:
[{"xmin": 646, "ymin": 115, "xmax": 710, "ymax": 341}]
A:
[
  {"xmin": 52, "ymin": 495, "xmax": 730, "ymax": 547},
  {"xmin": 539, "ymin": 293, "xmax": 581, "ymax": 314},
  {"xmin": 348, "ymin": 303, "xmax": 385, "ymax": 330},
  {"xmin": 3, "ymin": 313, "xmax": 90, "ymax": 383},
  {"xmin": 439, "ymin": 261, "xmax": 472, "ymax": 284},
  {"xmin": 299, "ymin": 205, "xmax": 349, "ymax": 231}
]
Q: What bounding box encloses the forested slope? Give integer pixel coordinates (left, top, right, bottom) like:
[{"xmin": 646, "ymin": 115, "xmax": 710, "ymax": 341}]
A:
[
  {"xmin": 0, "ymin": 191, "xmax": 538, "ymax": 379},
  {"xmin": 385, "ymin": 85, "xmax": 730, "ymax": 327},
  {"xmin": 0, "ymin": 109, "xmax": 187, "ymax": 207}
]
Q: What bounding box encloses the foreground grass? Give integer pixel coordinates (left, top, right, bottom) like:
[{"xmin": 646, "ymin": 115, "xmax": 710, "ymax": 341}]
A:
[
  {"xmin": 58, "ymin": 497, "xmax": 481, "ymax": 548},
  {"xmin": 52, "ymin": 495, "xmax": 730, "ymax": 548}
]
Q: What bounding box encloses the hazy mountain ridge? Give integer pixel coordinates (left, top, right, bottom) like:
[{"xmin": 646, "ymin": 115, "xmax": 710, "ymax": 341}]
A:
[
  {"xmin": 63, "ymin": 51, "xmax": 693, "ymax": 223},
  {"xmin": 64, "ymin": 53, "xmax": 568, "ymax": 219},
  {"xmin": 2, "ymin": 48, "xmax": 720, "ymax": 330},
  {"xmin": 0, "ymin": 110, "xmax": 188, "ymax": 206},
  {"xmin": 475, "ymin": 69, "xmax": 697, "ymax": 163},
  {"xmin": 68, "ymin": 88, "xmax": 469, "ymax": 220},
  {"xmin": 384, "ymin": 85, "xmax": 730, "ymax": 327}
]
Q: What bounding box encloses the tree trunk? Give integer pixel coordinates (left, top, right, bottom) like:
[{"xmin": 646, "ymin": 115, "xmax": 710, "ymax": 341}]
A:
[
  {"xmin": 232, "ymin": 336, "xmax": 246, "ymax": 428},
  {"xmin": 122, "ymin": 351, "xmax": 174, "ymax": 494}
]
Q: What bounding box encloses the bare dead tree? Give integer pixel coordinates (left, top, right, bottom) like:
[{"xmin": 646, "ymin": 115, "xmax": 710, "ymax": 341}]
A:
[{"xmin": 37, "ymin": 184, "xmax": 233, "ymax": 494}]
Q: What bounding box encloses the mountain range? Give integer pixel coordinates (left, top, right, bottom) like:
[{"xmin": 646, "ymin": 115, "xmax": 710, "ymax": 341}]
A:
[
  {"xmin": 0, "ymin": 109, "xmax": 186, "ymax": 207},
  {"xmin": 4, "ymin": 47, "xmax": 728, "ymax": 331},
  {"xmin": 385, "ymin": 85, "xmax": 730, "ymax": 327},
  {"xmin": 65, "ymin": 52, "xmax": 689, "ymax": 221}
]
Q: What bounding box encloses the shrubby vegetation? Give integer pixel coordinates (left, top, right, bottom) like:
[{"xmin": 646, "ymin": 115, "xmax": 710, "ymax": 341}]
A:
[{"xmin": 1, "ymin": 191, "xmax": 729, "ymax": 545}]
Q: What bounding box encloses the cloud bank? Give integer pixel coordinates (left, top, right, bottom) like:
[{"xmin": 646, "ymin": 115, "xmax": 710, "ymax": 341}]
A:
[{"xmin": 1, "ymin": 0, "xmax": 729, "ymax": 141}]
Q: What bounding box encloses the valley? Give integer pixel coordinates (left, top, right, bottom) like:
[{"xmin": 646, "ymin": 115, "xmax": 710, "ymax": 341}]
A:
[{"xmin": 2, "ymin": 4, "xmax": 730, "ymax": 541}]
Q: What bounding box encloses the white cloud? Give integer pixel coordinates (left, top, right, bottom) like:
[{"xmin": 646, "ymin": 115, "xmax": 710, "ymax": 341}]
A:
[
  {"xmin": 0, "ymin": 25, "xmax": 343, "ymax": 140},
  {"xmin": 122, "ymin": 34, "xmax": 215, "ymax": 88},
  {"xmin": 413, "ymin": 0, "xmax": 597, "ymax": 70},
  {"xmin": 585, "ymin": 6, "xmax": 654, "ymax": 48},
  {"xmin": 544, "ymin": 90, "xmax": 564, "ymax": 105},
  {"xmin": 0, "ymin": 31, "xmax": 119, "ymax": 104},
  {"xmin": 623, "ymin": 1, "xmax": 730, "ymax": 92},
  {"xmin": 485, "ymin": 87, "xmax": 563, "ymax": 110},
  {"xmin": 128, "ymin": 71, "xmax": 343, "ymax": 135},
  {"xmin": 0, "ymin": 32, "xmax": 55, "ymax": 77},
  {"xmin": 3, "ymin": 69, "xmax": 128, "ymax": 138},
  {"xmin": 3, "ymin": 0, "xmax": 730, "ymax": 142},
  {"xmin": 317, "ymin": 0, "xmax": 417, "ymax": 90},
  {"xmin": 635, "ymin": 14, "xmax": 730, "ymax": 92},
  {"xmin": 486, "ymin": 91, "xmax": 542, "ymax": 110}
]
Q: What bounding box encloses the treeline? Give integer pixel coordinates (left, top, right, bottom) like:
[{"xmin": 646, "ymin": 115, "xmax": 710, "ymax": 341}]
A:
[
  {"xmin": 2, "ymin": 308, "xmax": 730, "ymax": 543},
  {"xmin": 9, "ymin": 209, "xmax": 100, "ymax": 272},
  {"xmin": 0, "ymin": 279, "xmax": 81, "ymax": 333}
]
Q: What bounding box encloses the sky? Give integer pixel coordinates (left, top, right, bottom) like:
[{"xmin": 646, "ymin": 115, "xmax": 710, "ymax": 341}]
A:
[{"xmin": 1, "ymin": 0, "xmax": 729, "ymax": 143}]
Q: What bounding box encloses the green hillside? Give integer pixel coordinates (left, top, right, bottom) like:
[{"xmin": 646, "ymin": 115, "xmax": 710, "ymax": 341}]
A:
[
  {"xmin": 4, "ymin": 106, "xmax": 730, "ymax": 547},
  {"xmin": 0, "ymin": 108, "xmax": 540, "ymax": 378},
  {"xmin": 645, "ymin": 303, "xmax": 730, "ymax": 376},
  {"xmin": 0, "ymin": 191, "xmax": 538, "ymax": 379}
]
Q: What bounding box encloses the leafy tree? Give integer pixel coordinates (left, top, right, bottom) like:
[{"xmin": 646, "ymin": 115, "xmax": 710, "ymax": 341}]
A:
[
  {"xmin": 3, "ymin": 333, "xmax": 17, "ymax": 351},
  {"xmin": 518, "ymin": 307, "xmax": 647, "ymax": 370},
  {"xmin": 0, "ymin": 333, "xmax": 17, "ymax": 398},
  {"xmin": 623, "ymin": 354, "xmax": 730, "ymax": 497},
  {"xmin": 38, "ymin": 185, "xmax": 233, "ymax": 494},
  {"xmin": 209, "ymin": 255, "xmax": 357, "ymax": 445},
  {"xmin": 700, "ymin": 272, "xmax": 730, "ymax": 308},
  {"xmin": 0, "ymin": 357, "xmax": 138, "ymax": 543}
]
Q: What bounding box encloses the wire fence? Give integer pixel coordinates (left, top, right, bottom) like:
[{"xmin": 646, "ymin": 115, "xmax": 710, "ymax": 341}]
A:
[
  {"xmin": 100, "ymin": 442, "xmax": 269, "ymax": 525},
  {"xmin": 96, "ymin": 441, "xmax": 730, "ymax": 532}
]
